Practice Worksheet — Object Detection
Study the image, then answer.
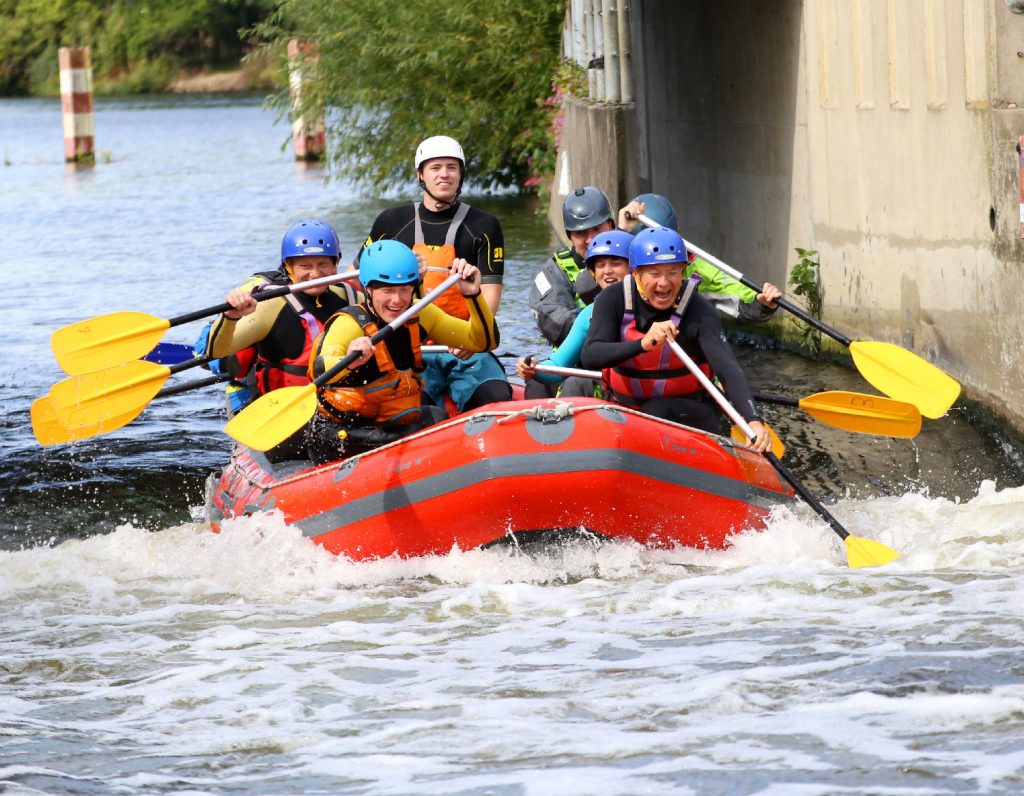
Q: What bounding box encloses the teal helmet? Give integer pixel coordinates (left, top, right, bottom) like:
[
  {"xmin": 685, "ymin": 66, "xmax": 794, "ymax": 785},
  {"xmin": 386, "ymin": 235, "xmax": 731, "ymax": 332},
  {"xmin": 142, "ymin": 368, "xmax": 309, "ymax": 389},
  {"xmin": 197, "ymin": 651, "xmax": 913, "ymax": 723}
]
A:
[
  {"xmin": 633, "ymin": 193, "xmax": 677, "ymax": 231},
  {"xmin": 359, "ymin": 240, "xmax": 420, "ymax": 287}
]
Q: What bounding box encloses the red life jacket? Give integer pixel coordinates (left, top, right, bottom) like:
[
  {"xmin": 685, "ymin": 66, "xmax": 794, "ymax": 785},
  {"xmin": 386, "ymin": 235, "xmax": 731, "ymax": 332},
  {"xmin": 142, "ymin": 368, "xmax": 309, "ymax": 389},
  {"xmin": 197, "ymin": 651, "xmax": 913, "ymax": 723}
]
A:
[
  {"xmin": 228, "ymin": 271, "xmax": 358, "ymax": 395},
  {"xmin": 603, "ymin": 274, "xmax": 711, "ymax": 405},
  {"xmin": 253, "ymin": 293, "xmax": 326, "ymax": 394},
  {"xmin": 413, "ymin": 201, "xmax": 472, "ymax": 320},
  {"xmin": 317, "ymin": 304, "xmax": 425, "ymax": 425}
]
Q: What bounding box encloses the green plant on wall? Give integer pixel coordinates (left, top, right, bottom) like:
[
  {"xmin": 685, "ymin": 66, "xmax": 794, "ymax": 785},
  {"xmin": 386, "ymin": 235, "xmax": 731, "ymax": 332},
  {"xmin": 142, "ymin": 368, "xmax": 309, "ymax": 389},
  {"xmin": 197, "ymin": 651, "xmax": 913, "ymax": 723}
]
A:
[{"xmin": 788, "ymin": 247, "xmax": 822, "ymax": 355}]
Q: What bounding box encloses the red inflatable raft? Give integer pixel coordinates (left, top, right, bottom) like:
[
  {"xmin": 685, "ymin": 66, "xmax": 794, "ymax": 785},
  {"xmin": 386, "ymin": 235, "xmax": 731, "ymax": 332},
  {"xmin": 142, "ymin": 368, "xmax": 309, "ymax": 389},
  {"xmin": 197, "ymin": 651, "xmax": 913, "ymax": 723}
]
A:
[{"xmin": 205, "ymin": 397, "xmax": 795, "ymax": 560}]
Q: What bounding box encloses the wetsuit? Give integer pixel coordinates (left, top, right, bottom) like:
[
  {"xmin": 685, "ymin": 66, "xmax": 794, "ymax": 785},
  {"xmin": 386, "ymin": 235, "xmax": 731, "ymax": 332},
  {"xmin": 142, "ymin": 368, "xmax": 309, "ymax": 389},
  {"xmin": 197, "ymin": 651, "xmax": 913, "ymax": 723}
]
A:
[
  {"xmin": 581, "ymin": 279, "xmax": 761, "ymax": 434},
  {"xmin": 204, "ymin": 267, "xmax": 358, "ymax": 460}
]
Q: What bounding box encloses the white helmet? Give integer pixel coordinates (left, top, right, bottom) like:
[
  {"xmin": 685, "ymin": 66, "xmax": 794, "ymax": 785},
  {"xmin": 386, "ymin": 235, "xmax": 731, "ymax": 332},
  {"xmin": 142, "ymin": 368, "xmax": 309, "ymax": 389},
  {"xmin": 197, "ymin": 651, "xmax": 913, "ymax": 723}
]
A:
[{"xmin": 415, "ymin": 135, "xmax": 465, "ymax": 170}]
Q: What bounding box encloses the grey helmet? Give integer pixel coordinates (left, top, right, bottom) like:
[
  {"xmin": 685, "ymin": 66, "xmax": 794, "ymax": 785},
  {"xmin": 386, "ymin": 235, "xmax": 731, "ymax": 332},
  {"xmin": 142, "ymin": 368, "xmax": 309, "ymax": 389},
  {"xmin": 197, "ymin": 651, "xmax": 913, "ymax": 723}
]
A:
[
  {"xmin": 562, "ymin": 186, "xmax": 613, "ymax": 232},
  {"xmin": 633, "ymin": 193, "xmax": 678, "ymax": 231}
]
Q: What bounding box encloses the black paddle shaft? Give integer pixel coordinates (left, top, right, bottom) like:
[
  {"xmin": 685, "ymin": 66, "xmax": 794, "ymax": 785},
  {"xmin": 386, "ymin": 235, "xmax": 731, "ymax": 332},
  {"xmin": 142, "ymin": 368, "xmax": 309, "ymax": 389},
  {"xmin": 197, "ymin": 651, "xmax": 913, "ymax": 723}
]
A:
[
  {"xmin": 753, "ymin": 392, "xmax": 799, "ymax": 409},
  {"xmin": 166, "ymin": 284, "xmax": 294, "ymax": 327},
  {"xmin": 156, "ymin": 373, "xmax": 230, "ymax": 398},
  {"xmin": 167, "ymin": 356, "xmax": 211, "ymax": 375},
  {"xmin": 766, "ymin": 451, "xmax": 850, "ymax": 542},
  {"xmin": 734, "ymin": 275, "xmax": 854, "ymax": 347}
]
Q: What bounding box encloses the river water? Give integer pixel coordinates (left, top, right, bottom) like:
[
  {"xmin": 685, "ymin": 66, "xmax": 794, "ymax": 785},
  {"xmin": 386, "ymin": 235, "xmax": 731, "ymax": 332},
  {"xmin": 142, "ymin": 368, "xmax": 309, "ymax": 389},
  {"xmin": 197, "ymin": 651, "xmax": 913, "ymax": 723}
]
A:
[{"xmin": 3, "ymin": 95, "xmax": 1024, "ymax": 794}]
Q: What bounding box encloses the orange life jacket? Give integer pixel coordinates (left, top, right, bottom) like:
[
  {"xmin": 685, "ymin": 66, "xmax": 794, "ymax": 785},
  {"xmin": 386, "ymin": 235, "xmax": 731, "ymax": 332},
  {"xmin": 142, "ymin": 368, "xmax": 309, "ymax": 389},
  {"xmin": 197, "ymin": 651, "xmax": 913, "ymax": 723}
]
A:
[
  {"xmin": 318, "ymin": 304, "xmax": 425, "ymax": 425},
  {"xmin": 413, "ymin": 201, "xmax": 471, "ymax": 320},
  {"xmin": 603, "ymin": 274, "xmax": 712, "ymax": 405}
]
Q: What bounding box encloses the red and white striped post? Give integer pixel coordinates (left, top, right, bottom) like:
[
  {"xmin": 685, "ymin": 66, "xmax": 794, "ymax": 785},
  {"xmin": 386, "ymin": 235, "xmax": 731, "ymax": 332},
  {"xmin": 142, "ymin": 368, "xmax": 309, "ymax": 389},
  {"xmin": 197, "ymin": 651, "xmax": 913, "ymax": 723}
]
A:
[
  {"xmin": 58, "ymin": 47, "xmax": 95, "ymax": 163},
  {"xmin": 287, "ymin": 39, "xmax": 325, "ymax": 162}
]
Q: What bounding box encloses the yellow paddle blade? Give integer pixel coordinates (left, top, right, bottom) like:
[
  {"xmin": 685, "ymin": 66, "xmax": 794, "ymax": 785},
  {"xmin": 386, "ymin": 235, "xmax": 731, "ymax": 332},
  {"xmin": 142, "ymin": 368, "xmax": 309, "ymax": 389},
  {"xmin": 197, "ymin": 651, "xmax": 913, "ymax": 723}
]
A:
[
  {"xmin": 31, "ymin": 396, "xmax": 142, "ymax": 446},
  {"xmin": 731, "ymin": 422, "xmax": 785, "ymax": 458},
  {"xmin": 224, "ymin": 384, "xmax": 317, "ymax": 451},
  {"xmin": 849, "ymin": 341, "xmax": 960, "ymax": 420},
  {"xmin": 52, "ymin": 311, "xmax": 170, "ymax": 376},
  {"xmin": 49, "ymin": 359, "xmax": 170, "ymax": 429},
  {"xmin": 845, "ymin": 535, "xmax": 900, "ymax": 568},
  {"xmin": 799, "ymin": 391, "xmax": 922, "ymax": 438}
]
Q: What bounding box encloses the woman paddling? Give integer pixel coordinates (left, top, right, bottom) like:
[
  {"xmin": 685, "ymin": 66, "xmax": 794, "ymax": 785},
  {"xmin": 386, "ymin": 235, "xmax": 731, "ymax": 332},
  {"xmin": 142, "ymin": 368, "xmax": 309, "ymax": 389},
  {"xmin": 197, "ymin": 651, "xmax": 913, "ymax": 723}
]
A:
[
  {"xmin": 306, "ymin": 240, "xmax": 498, "ymax": 463},
  {"xmin": 580, "ymin": 226, "xmax": 771, "ymax": 452},
  {"xmin": 516, "ymin": 229, "xmax": 633, "ymax": 398}
]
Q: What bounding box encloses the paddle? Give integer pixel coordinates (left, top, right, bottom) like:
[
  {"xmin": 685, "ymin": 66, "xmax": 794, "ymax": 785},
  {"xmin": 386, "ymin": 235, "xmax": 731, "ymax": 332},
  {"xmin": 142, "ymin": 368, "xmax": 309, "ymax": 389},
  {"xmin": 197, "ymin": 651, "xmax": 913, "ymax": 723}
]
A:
[
  {"xmin": 51, "ymin": 269, "xmax": 359, "ymax": 376},
  {"xmin": 754, "ymin": 391, "xmax": 921, "ymax": 438},
  {"xmin": 225, "ymin": 272, "xmax": 463, "ymax": 451},
  {"xmin": 32, "ymin": 373, "xmax": 230, "ymax": 446},
  {"xmin": 631, "ymin": 212, "xmax": 960, "ymax": 419},
  {"xmin": 49, "ymin": 356, "xmax": 210, "ymax": 430},
  {"xmin": 665, "ymin": 338, "xmax": 898, "ymax": 568},
  {"xmin": 143, "ymin": 342, "xmax": 196, "ymax": 365}
]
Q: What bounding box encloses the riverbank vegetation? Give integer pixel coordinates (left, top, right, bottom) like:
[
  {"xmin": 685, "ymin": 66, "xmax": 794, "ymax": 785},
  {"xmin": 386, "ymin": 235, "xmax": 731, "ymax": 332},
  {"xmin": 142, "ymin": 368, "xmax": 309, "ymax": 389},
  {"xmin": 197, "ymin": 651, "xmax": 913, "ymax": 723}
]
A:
[
  {"xmin": 0, "ymin": 0, "xmax": 276, "ymax": 95},
  {"xmin": 2, "ymin": 0, "xmax": 566, "ymax": 193},
  {"xmin": 250, "ymin": 0, "xmax": 565, "ymax": 193}
]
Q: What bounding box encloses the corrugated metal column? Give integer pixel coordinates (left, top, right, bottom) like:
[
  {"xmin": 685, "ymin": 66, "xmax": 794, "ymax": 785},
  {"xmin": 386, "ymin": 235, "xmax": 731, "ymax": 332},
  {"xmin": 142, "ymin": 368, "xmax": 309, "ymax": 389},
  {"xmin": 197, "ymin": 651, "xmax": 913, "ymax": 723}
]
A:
[
  {"xmin": 591, "ymin": 0, "xmax": 606, "ymax": 99},
  {"xmin": 618, "ymin": 0, "xmax": 633, "ymax": 102},
  {"xmin": 584, "ymin": 0, "xmax": 597, "ymax": 98},
  {"xmin": 602, "ymin": 0, "xmax": 620, "ymax": 102}
]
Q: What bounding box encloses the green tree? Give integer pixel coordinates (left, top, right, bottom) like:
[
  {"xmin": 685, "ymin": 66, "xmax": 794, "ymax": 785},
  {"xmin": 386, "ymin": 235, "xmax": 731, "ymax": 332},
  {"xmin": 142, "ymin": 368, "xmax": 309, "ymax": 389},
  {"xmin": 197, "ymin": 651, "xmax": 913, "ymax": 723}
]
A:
[
  {"xmin": 0, "ymin": 0, "xmax": 275, "ymax": 95},
  {"xmin": 253, "ymin": 0, "xmax": 564, "ymax": 192}
]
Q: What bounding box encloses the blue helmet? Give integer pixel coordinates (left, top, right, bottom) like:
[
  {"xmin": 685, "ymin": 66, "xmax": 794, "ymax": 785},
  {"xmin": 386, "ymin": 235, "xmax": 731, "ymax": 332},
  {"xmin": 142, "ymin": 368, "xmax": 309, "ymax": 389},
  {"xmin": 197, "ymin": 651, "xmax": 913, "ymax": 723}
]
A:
[
  {"xmin": 281, "ymin": 219, "xmax": 340, "ymax": 263},
  {"xmin": 585, "ymin": 230, "xmax": 633, "ymax": 269},
  {"xmin": 633, "ymin": 193, "xmax": 677, "ymax": 231},
  {"xmin": 629, "ymin": 227, "xmax": 688, "ymax": 271},
  {"xmin": 359, "ymin": 240, "xmax": 420, "ymax": 287}
]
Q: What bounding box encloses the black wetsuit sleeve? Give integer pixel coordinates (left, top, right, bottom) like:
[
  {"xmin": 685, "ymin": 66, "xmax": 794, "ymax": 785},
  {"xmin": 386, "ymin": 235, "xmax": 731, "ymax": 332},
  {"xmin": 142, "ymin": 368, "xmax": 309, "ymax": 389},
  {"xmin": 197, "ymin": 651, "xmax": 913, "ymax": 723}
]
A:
[
  {"xmin": 580, "ymin": 284, "xmax": 645, "ymax": 369},
  {"xmin": 683, "ymin": 297, "xmax": 761, "ymax": 422},
  {"xmin": 461, "ymin": 208, "xmax": 504, "ymax": 284},
  {"xmin": 573, "ymin": 269, "xmax": 601, "ymax": 305}
]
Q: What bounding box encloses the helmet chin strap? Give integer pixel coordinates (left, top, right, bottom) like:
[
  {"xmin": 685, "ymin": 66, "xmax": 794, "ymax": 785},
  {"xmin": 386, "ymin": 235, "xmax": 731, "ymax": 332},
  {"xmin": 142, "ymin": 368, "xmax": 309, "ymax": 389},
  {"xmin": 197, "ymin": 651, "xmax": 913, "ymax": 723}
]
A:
[{"xmin": 418, "ymin": 174, "xmax": 463, "ymax": 211}]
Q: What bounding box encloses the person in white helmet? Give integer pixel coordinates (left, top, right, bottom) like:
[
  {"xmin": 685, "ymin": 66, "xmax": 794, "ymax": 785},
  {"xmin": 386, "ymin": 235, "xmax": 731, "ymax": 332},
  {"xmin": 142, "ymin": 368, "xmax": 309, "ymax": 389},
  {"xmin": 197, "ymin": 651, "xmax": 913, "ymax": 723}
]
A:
[{"xmin": 355, "ymin": 135, "xmax": 511, "ymax": 414}]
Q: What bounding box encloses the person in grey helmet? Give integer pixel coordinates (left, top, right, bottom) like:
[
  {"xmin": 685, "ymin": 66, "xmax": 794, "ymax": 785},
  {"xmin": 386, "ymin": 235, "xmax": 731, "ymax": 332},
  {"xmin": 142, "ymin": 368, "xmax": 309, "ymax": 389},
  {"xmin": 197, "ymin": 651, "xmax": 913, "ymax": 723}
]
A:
[
  {"xmin": 618, "ymin": 192, "xmax": 782, "ymax": 324},
  {"xmin": 528, "ymin": 186, "xmax": 615, "ymax": 349}
]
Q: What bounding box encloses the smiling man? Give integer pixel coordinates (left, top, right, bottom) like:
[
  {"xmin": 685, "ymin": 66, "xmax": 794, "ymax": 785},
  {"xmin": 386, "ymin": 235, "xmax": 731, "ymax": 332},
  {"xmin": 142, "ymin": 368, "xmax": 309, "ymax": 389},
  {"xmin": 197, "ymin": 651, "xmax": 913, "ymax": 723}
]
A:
[{"xmin": 356, "ymin": 136, "xmax": 510, "ymax": 414}]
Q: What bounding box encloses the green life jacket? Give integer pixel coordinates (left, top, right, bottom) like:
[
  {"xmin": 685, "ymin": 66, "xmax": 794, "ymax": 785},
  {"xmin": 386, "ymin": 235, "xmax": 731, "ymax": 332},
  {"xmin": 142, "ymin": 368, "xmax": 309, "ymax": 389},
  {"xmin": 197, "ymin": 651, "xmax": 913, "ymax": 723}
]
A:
[{"xmin": 552, "ymin": 248, "xmax": 586, "ymax": 310}]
